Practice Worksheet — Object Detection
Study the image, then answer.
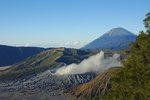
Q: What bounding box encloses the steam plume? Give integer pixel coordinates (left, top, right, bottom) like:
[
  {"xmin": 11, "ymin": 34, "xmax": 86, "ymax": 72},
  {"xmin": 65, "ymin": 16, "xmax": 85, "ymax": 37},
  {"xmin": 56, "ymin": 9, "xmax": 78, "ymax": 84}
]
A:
[{"xmin": 55, "ymin": 51, "xmax": 122, "ymax": 75}]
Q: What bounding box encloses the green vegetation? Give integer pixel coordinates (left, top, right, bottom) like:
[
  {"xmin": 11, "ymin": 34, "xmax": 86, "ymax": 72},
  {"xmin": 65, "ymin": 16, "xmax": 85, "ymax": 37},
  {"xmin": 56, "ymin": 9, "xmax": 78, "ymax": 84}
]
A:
[{"xmin": 103, "ymin": 13, "xmax": 150, "ymax": 100}]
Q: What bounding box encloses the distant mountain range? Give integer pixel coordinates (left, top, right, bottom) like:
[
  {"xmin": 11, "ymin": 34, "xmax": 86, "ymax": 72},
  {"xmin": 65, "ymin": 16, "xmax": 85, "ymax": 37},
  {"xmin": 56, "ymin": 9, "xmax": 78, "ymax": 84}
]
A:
[
  {"xmin": 0, "ymin": 27, "xmax": 135, "ymax": 66},
  {"xmin": 82, "ymin": 27, "xmax": 136, "ymax": 50},
  {"xmin": 0, "ymin": 45, "xmax": 44, "ymax": 66}
]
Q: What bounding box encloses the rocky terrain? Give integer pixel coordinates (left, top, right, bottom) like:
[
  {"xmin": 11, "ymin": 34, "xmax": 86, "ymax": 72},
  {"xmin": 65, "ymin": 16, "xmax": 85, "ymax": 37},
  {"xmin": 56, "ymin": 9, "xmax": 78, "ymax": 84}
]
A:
[{"xmin": 0, "ymin": 70, "xmax": 96, "ymax": 97}]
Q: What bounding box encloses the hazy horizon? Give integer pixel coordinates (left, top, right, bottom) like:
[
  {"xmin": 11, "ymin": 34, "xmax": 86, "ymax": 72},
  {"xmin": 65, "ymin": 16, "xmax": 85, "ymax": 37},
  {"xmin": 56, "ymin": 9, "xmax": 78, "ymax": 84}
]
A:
[{"xmin": 0, "ymin": 0, "xmax": 150, "ymax": 48}]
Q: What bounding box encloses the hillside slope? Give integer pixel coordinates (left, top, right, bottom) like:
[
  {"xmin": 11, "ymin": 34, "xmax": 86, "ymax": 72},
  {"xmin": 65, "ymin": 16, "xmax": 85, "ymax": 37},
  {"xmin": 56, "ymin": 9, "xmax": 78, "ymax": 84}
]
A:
[{"xmin": 65, "ymin": 67, "xmax": 120, "ymax": 100}]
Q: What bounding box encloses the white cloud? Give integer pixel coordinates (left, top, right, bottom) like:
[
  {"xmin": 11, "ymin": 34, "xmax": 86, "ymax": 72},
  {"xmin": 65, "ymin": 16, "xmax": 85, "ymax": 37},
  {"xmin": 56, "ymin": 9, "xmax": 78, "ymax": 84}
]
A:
[
  {"xmin": 73, "ymin": 41, "xmax": 80, "ymax": 45},
  {"xmin": 59, "ymin": 41, "xmax": 83, "ymax": 49}
]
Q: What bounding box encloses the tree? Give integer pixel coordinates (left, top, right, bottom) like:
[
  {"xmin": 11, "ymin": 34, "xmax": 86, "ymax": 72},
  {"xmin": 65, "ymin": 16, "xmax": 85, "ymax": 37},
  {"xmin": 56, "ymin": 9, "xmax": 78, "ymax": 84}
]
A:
[
  {"xmin": 103, "ymin": 12, "xmax": 150, "ymax": 100},
  {"xmin": 144, "ymin": 12, "xmax": 150, "ymax": 30}
]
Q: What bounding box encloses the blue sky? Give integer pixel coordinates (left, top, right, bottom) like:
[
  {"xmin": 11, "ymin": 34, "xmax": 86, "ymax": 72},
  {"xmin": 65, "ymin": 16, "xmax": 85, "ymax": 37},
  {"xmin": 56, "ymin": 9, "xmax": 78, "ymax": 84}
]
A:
[{"xmin": 0, "ymin": 0, "xmax": 150, "ymax": 48}]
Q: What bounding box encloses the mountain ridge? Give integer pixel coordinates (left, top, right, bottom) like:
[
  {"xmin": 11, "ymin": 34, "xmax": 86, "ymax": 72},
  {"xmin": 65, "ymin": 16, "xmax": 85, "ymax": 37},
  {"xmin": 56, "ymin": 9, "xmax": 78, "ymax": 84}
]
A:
[
  {"xmin": 0, "ymin": 47, "xmax": 90, "ymax": 81},
  {"xmin": 0, "ymin": 44, "xmax": 45, "ymax": 66}
]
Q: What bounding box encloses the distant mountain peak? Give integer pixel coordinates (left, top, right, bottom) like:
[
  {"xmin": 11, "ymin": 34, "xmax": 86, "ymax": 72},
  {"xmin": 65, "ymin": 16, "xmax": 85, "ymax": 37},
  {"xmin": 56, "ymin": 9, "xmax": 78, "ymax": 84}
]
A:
[
  {"xmin": 110, "ymin": 27, "xmax": 127, "ymax": 30},
  {"xmin": 105, "ymin": 27, "xmax": 135, "ymax": 36},
  {"xmin": 81, "ymin": 27, "xmax": 136, "ymax": 50}
]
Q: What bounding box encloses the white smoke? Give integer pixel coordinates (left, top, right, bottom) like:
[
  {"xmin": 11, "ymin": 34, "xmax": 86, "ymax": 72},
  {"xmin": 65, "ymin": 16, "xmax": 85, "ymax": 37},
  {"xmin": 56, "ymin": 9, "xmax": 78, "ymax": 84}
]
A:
[{"xmin": 55, "ymin": 51, "xmax": 122, "ymax": 75}]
